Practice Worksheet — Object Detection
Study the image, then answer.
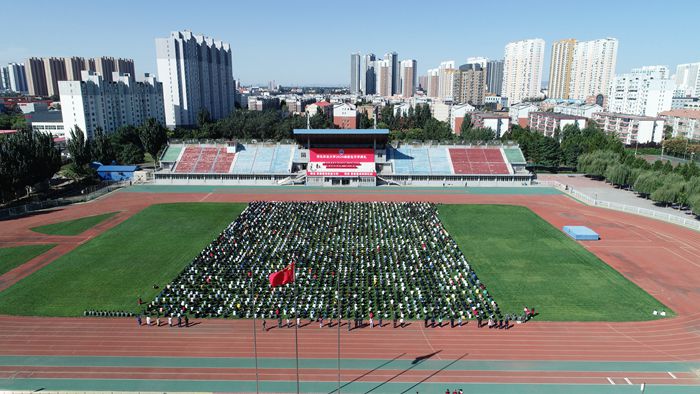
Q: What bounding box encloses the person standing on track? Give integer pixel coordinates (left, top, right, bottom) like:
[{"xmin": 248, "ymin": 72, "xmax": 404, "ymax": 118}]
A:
[
  {"xmin": 262, "ymin": 319, "xmax": 267, "ymax": 332},
  {"xmin": 184, "ymin": 315, "xmax": 189, "ymax": 327}
]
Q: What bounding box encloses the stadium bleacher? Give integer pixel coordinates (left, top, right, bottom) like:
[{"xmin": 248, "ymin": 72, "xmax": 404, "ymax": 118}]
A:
[
  {"xmin": 449, "ymin": 147, "xmax": 510, "ymax": 175},
  {"xmin": 232, "ymin": 145, "xmax": 258, "ymax": 174},
  {"xmin": 251, "ymin": 146, "xmax": 275, "ymax": 173},
  {"xmin": 390, "ymin": 146, "xmax": 454, "ymax": 175},
  {"xmin": 193, "ymin": 147, "xmax": 218, "ymax": 173},
  {"xmin": 503, "ymin": 147, "xmax": 527, "ymax": 165},
  {"xmin": 270, "ymin": 145, "xmax": 294, "ymax": 173},
  {"xmin": 428, "ymin": 147, "xmax": 452, "ymax": 174},
  {"xmin": 212, "ymin": 147, "xmax": 235, "ymax": 173},
  {"xmin": 160, "ymin": 144, "xmax": 183, "ymax": 163},
  {"xmin": 174, "ymin": 146, "xmax": 202, "ymax": 173}
]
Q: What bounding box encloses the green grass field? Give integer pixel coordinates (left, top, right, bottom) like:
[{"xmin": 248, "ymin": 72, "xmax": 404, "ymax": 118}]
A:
[
  {"xmin": 0, "ymin": 202, "xmax": 668, "ymax": 321},
  {"xmin": 438, "ymin": 204, "xmax": 670, "ymax": 321},
  {"xmin": 0, "ymin": 244, "xmax": 56, "ymax": 276},
  {"xmin": 30, "ymin": 212, "xmax": 119, "ymax": 236},
  {"xmin": 0, "ymin": 203, "xmax": 246, "ymax": 316}
]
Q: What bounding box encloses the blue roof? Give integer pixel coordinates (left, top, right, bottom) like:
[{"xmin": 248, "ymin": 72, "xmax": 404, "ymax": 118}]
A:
[
  {"xmin": 97, "ymin": 165, "xmax": 140, "ymax": 172},
  {"xmin": 293, "ymin": 129, "xmax": 389, "ymax": 135}
]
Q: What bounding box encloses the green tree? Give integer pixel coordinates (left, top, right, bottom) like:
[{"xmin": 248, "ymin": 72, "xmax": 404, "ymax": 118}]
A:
[
  {"xmin": 0, "ymin": 130, "xmax": 61, "ymax": 201},
  {"xmin": 197, "ymin": 108, "xmax": 212, "ymax": 127},
  {"xmin": 422, "ymin": 118, "xmax": 452, "ymax": 141},
  {"xmin": 461, "ymin": 127, "xmax": 495, "ymax": 142},
  {"xmin": 535, "ymin": 137, "xmax": 562, "ymax": 167},
  {"xmin": 139, "ymin": 118, "xmax": 169, "ymax": 167},
  {"xmin": 688, "ymin": 193, "xmax": 700, "ymax": 216},
  {"xmin": 633, "ymin": 171, "xmax": 664, "ymax": 197},
  {"xmin": 116, "ymin": 143, "xmax": 145, "ymax": 164},
  {"xmin": 650, "ymin": 173, "xmax": 685, "ymax": 206},
  {"xmin": 604, "ymin": 163, "xmax": 632, "ymax": 187},
  {"xmin": 91, "ymin": 127, "xmax": 116, "ymax": 165},
  {"xmin": 459, "ymin": 114, "xmax": 473, "ymax": 135},
  {"xmin": 66, "ymin": 127, "xmax": 91, "ymax": 167}
]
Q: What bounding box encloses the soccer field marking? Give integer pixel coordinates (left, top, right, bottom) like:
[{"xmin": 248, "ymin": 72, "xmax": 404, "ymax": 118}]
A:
[
  {"xmin": 668, "ymin": 371, "xmax": 677, "ymax": 379},
  {"xmin": 606, "ymin": 377, "xmax": 615, "ymax": 384}
]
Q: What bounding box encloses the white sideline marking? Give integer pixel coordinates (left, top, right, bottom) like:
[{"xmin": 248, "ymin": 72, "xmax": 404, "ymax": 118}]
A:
[
  {"xmin": 624, "ymin": 377, "xmax": 632, "ymax": 385},
  {"xmin": 607, "ymin": 377, "xmax": 615, "ymax": 385},
  {"xmin": 668, "ymin": 371, "xmax": 677, "ymax": 379}
]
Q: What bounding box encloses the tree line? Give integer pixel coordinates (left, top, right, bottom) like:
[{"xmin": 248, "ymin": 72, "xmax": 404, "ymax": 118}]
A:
[{"xmin": 578, "ymin": 150, "xmax": 700, "ymax": 215}]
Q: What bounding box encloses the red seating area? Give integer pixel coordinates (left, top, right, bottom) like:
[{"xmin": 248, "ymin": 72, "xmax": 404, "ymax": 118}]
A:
[
  {"xmin": 193, "ymin": 147, "xmax": 219, "ymax": 173},
  {"xmin": 174, "ymin": 146, "xmax": 202, "ymax": 173},
  {"xmin": 212, "ymin": 148, "xmax": 235, "ymax": 173},
  {"xmin": 448, "ymin": 148, "xmax": 510, "ymax": 174},
  {"xmin": 175, "ymin": 145, "xmax": 236, "ymax": 174}
]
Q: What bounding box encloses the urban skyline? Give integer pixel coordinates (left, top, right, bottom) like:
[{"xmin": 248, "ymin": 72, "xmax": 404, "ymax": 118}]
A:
[{"xmin": 1, "ymin": 0, "xmax": 699, "ymax": 86}]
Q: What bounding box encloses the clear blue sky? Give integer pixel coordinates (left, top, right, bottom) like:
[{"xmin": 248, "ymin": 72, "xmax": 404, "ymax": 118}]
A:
[{"xmin": 2, "ymin": 0, "xmax": 697, "ymax": 86}]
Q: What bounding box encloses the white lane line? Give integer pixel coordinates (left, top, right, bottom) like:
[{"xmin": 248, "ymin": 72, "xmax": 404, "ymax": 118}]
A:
[
  {"xmin": 624, "ymin": 377, "xmax": 632, "ymax": 385},
  {"xmin": 668, "ymin": 371, "xmax": 677, "ymax": 379},
  {"xmin": 607, "ymin": 377, "xmax": 615, "ymax": 385}
]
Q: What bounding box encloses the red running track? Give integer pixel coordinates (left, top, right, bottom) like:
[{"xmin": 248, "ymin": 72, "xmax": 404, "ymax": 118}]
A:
[{"xmin": 0, "ymin": 190, "xmax": 699, "ymax": 387}]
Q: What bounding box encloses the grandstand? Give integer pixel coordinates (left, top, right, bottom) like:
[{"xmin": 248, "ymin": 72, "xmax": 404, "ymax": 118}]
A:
[{"xmin": 155, "ymin": 130, "xmax": 532, "ymax": 186}]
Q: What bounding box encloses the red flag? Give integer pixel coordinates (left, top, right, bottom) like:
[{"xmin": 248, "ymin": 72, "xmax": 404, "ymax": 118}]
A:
[{"xmin": 269, "ymin": 263, "xmax": 295, "ymax": 287}]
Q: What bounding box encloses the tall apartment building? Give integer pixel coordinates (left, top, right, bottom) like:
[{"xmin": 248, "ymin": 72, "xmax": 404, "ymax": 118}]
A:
[
  {"xmin": 59, "ymin": 70, "xmax": 165, "ymax": 139},
  {"xmin": 675, "ymin": 62, "xmax": 700, "ymax": 96},
  {"xmin": 438, "ymin": 61, "xmax": 457, "ymax": 100},
  {"xmin": 43, "ymin": 57, "xmax": 68, "ymax": 97},
  {"xmin": 0, "ymin": 67, "xmax": 7, "ymax": 90},
  {"xmin": 502, "ymin": 38, "xmax": 545, "ymax": 104},
  {"xmin": 659, "ymin": 109, "xmax": 700, "ymax": 140},
  {"xmin": 93, "ymin": 57, "xmax": 135, "ymax": 83},
  {"xmin": 375, "ymin": 59, "xmax": 392, "ymax": 97},
  {"xmin": 384, "ymin": 52, "xmax": 399, "ymax": 95},
  {"xmin": 569, "ymin": 38, "xmax": 618, "ymax": 100},
  {"xmin": 155, "ymin": 30, "xmax": 235, "ymax": 127},
  {"xmin": 25, "ymin": 57, "xmax": 48, "ymax": 96},
  {"xmin": 426, "ymin": 68, "xmax": 439, "ymax": 98},
  {"xmin": 607, "ymin": 66, "xmax": 676, "ymax": 117},
  {"xmin": 4, "ymin": 63, "xmax": 28, "ymax": 93},
  {"xmin": 486, "ymin": 59, "xmax": 504, "ymax": 95},
  {"xmin": 399, "ymin": 59, "xmax": 417, "ymax": 98},
  {"xmin": 350, "ymin": 53, "xmax": 361, "ymax": 94},
  {"xmin": 548, "ymin": 39, "xmax": 576, "ymax": 99},
  {"xmin": 452, "ymin": 64, "xmax": 486, "ymax": 105},
  {"xmin": 64, "ymin": 57, "xmax": 88, "ymax": 81},
  {"xmin": 466, "ymin": 57, "xmax": 488, "ymax": 69},
  {"xmin": 362, "ymin": 54, "xmax": 376, "ymax": 95}
]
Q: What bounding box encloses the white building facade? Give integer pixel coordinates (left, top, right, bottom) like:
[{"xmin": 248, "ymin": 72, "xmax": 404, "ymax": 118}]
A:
[
  {"xmin": 674, "ymin": 62, "xmax": 700, "ymax": 97},
  {"xmin": 155, "ymin": 30, "xmax": 234, "ymax": 127},
  {"xmin": 607, "ymin": 66, "xmax": 676, "ymax": 117},
  {"xmin": 59, "ymin": 71, "xmax": 165, "ymax": 139},
  {"xmin": 592, "ymin": 112, "xmax": 664, "ymax": 144},
  {"xmin": 569, "ymin": 38, "xmax": 618, "ymax": 100},
  {"xmin": 502, "ymin": 38, "xmax": 545, "ymax": 105}
]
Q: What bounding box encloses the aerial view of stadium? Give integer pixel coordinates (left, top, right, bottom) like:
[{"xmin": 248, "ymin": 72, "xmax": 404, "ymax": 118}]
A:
[{"xmin": 2, "ymin": 2, "xmax": 700, "ymax": 393}]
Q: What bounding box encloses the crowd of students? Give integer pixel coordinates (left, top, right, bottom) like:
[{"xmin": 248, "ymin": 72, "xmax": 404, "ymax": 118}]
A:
[{"xmin": 146, "ymin": 201, "xmax": 509, "ymax": 325}]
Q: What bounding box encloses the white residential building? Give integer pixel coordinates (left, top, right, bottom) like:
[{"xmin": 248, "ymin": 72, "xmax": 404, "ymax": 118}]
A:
[
  {"xmin": 674, "ymin": 62, "xmax": 700, "ymax": 96},
  {"xmin": 438, "ymin": 61, "xmax": 456, "ymax": 100},
  {"xmin": 607, "ymin": 66, "xmax": 676, "ymax": 117},
  {"xmin": 400, "ymin": 59, "xmax": 417, "ymax": 98},
  {"xmin": 502, "ymin": 38, "xmax": 545, "ymax": 104},
  {"xmin": 430, "ymin": 101, "xmax": 452, "ymax": 123},
  {"xmin": 592, "ymin": 112, "xmax": 664, "ymax": 144},
  {"xmin": 508, "ymin": 102, "xmax": 539, "ymax": 128},
  {"xmin": 552, "ymin": 102, "xmax": 603, "ymax": 118},
  {"xmin": 450, "ymin": 103, "xmax": 476, "ymax": 133},
  {"xmin": 466, "ymin": 57, "xmax": 488, "ymax": 69},
  {"xmin": 659, "ymin": 109, "xmax": 700, "ymax": 140},
  {"xmin": 59, "ymin": 70, "xmax": 165, "ymax": 140},
  {"xmin": 569, "ymin": 38, "xmax": 618, "ymax": 100},
  {"xmin": 155, "ymin": 30, "xmax": 234, "ymax": 127}
]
